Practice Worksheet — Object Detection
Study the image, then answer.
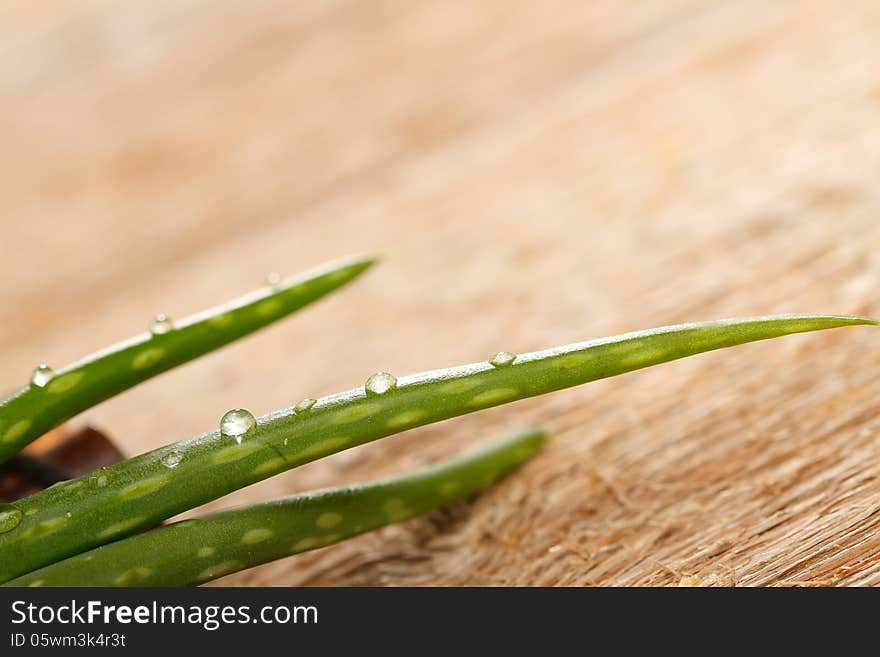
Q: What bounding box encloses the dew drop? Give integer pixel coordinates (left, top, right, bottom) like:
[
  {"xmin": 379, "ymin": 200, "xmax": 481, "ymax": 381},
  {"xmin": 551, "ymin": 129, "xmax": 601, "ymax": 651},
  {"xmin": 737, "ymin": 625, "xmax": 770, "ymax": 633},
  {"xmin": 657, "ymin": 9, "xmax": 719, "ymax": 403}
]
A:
[
  {"xmin": 266, "ymin": 272, "xmax": 282, "ymax": 288},
  {"xmin": 149, "ymin": 313, "xmax": 174, "ymax": 336},
  {"xmin": 489, "ymin": 351, "xmax": 517, "ymax": 368},
  {"xmin": 294, "ymin": 398, "xmax": 317, "ymax": 414},
  {"xmin": 30, "ymin": 364, "xmax": 55, "ymax": 388},
  {"xmin": 220, "ymin": 408, "xmax": 256, "ymax": 444},
  {"xmin": 89, "ymin": 468, "xmax": 112, "ymax": 488},
  {"xmin": 0, "ymin": 504, "xmax": 22, "ymax": 533},
  {"xmin": 365, "ymin": 372, "xmax": 397, "ymax": 396},
  {"xmin": 161, "ymin": 451, "xmax": 182, "ymax": 468}
]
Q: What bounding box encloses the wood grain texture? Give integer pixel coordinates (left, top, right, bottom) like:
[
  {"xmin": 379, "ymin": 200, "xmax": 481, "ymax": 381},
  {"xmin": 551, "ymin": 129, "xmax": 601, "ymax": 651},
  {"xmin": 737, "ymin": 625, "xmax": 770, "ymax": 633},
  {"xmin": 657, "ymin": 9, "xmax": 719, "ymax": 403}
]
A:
[{"xmin": 3, "ymin": 0, "xmax": 880, "ymax": 586}]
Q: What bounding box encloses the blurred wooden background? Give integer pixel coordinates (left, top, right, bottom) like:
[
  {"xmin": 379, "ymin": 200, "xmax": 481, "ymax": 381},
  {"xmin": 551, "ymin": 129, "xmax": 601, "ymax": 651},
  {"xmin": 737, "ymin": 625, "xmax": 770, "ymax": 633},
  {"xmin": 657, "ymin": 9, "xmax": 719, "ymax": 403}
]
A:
[{"xmin": 3, "ymin": 1, "xmax": 880, "ymax": 586}]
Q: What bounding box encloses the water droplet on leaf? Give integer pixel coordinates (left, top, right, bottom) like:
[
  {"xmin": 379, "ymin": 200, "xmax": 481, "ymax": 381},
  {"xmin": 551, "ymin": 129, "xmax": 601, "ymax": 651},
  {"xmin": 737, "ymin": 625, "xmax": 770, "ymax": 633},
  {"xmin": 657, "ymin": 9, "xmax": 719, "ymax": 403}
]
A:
[
  {"xmin": 489, "ymin": 351, "xmax": 517, "ymax": 367},
  {"xmin": 89, "ymin": 468, "xmax": 112, "ymax": 488},
  {"xmin": 294, "ymin": 398, "xmax": 317, "ymax": 414},
  {"xmin": 365, "ymin": 372, "xmax": 397, "ymax": 395},
  {"xmin": 161, "ymin": 451, "xmax": 182, "ymax": 468},
  {"xmin": 149, "ymin": 314, "xmax": 174, "ymax": 336},
  {"xmin": 30, "ymin": 364, "xmax": 55, "ymax": 388},
  {"xmin": 220, "ymin": 408, "xmax": 256, "ymax": 444},
  {"xmin": 0, "ymin": 504, "xmax": 22, "ymax": 533}
]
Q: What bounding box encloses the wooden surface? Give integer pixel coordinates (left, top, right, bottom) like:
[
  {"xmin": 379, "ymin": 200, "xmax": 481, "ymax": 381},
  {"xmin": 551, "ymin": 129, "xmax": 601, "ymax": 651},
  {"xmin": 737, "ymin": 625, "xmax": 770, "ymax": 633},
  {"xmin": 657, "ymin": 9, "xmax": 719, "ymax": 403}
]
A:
[{"xmin": 3, "ymin": 1, "xmax": 880, "ymax": 586}]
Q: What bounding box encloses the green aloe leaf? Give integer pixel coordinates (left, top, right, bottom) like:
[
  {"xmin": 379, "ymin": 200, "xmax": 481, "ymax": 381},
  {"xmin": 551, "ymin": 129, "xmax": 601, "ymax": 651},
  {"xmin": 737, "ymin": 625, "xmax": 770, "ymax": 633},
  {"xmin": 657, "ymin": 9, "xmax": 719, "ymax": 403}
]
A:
[
  {"xmin": 4, "ymin": 429, "xmax": 545, "ymax": 587},
  {"xmin": 0, "ymin": 313, "xmax": 873, "ymax": 583},
  {"xmin": 0, "ymin": 255, "xmax": 377, "ymax": 463}
]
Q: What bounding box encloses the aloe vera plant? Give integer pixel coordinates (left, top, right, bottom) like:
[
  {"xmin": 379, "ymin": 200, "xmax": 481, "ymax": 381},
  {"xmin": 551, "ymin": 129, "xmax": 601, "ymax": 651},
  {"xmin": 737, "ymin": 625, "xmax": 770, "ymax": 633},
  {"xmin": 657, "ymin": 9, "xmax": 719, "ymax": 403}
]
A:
[
  {"xmin": 0, "ymin": 254, "xmax": 874, "ymax": 587},
  {"xmin": 0, "ymin": 255, "xmax": 377, "ymax": 463},
  {"xmin": 5, "ymin": 429, "xmax": 545, "ymax": 587}
]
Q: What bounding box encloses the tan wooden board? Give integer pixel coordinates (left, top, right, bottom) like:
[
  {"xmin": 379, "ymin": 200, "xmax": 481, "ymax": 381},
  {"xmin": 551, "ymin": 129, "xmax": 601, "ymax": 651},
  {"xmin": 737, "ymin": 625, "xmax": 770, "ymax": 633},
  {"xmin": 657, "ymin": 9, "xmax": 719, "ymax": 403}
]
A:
[{"xmin": 3, "ymin": 0, "xmax": 880, "ymax": 585}]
